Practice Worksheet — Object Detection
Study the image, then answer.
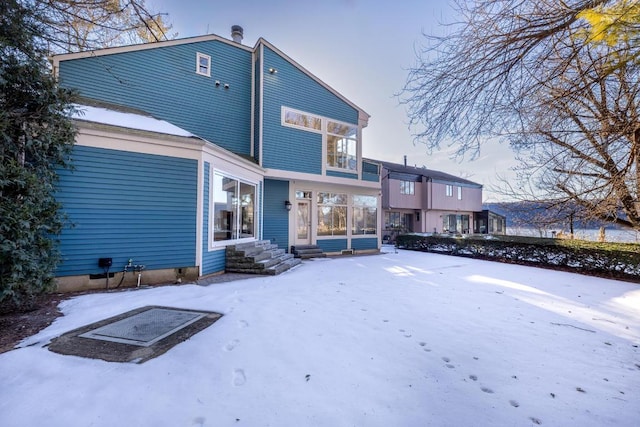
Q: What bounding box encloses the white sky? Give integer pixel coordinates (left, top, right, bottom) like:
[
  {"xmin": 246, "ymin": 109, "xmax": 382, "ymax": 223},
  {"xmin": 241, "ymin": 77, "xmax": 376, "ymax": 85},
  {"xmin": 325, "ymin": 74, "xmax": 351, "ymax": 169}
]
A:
[
  {"xmin": 150, "ymin": 0, "xmax": 519, "ymax": 201},
  {"xmin": 1, "ymin": 248, "xmax": 639, "ymax": 426}
]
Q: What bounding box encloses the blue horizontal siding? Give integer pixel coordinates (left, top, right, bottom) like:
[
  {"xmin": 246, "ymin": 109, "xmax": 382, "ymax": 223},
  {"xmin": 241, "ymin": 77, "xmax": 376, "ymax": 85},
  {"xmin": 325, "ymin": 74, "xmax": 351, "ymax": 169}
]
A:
[
  {"xmin": 263, "ymin": 179, "xmax": 289, "ymax": 251},
  {"xmin": 351, "ymin": 238, "xmax": 378, "ymax": 251},
  {"xmin": 59, "ymin": 40, "xmax": 252, "ymax": 156},
  {"xmin": 202, "ymin": 161, "xmax": 225, "ymax": 275},
  {"xmin": 55, "ymin": 146, "xmax": 197, "ymax": 276},
  {"xmin": 261, "ymin": 46, "xmax": 358, "ymax": 173},
  {"xmin": 327, "ymin": 170, "xmax": 358, "ymax": 179},
  {"xmin": 362, "ymin": 172, "xmax": 380, "ymax": 182},
  {"xmin": 316, "ymin": 239, "xmax": 348, "ymax": 253}
]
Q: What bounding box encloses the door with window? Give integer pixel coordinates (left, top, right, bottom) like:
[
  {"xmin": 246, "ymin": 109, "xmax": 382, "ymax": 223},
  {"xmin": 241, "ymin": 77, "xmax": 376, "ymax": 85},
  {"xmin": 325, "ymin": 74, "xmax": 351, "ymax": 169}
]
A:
[{"xmin": 295, "ymin": 200, "xmax": 311, "ymax": 245}]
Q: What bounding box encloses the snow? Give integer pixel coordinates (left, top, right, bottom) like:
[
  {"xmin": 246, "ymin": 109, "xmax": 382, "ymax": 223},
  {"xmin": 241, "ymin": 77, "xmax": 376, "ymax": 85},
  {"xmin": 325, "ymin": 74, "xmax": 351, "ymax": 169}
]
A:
[
  {"xmin": 1, "ymin": 247, "xmax": 639, "ymax": 426},
  {"xmin": 72, "ymin": 104, "xmax": 195, "ymax": 138}
]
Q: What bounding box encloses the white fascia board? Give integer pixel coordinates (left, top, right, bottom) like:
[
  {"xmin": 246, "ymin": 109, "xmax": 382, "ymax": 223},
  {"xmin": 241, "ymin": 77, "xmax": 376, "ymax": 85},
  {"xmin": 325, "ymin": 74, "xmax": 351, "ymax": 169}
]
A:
[
  {"xmin": 74, "ymin": 121, "xmax": 205, "ymax": 160},
  {"xmin": 52, "ymin": 34, "xmax": 254, "ymax": 74},
  {"xmin": 264, "ymin": 168, "xmax": 380, "ymax": 190},
  {"xmin": 255, "ymin": 38, "xmax": 370, "ymax": 124}
]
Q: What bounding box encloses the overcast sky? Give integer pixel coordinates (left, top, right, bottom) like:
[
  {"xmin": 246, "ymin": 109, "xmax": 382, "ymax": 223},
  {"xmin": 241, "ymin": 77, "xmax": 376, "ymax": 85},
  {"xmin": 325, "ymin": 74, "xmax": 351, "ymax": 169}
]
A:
[{"xmin": 152, "ymin": 0, "xmax": 518, "ymax": 201}]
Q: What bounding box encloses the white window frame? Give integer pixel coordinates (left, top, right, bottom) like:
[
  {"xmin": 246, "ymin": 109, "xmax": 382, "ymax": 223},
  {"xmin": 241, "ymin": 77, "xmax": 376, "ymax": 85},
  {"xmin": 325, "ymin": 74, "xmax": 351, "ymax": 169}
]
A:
[
  {"xmin": 446, "ymin": 184, "xmax": 453, "ymax": 197},
  {"xmin": 210, "ymin": 169, "xmax": 257, "ymax": 247},
  {"xmin": 281, "ymin": 106, "xmax": 360, "ymax": 174},
  {"xmin": 457, "ymin": 186, "xmax": 462, "ymax": 200},
  {"xmin": 400, "ymin": 181, "xmax": 415, "ymax": 195},
  {"xmin": 196, "ymin": 52, "xmax": 211, "ymax": 77}
]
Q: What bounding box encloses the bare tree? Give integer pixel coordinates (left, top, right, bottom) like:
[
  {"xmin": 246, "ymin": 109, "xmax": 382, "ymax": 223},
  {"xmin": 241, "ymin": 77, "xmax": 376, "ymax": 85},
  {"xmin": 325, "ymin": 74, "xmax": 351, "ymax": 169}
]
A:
[
  {"xmin": 30, "ymin": 0, "xmax": 174, "ymax": 53},
  {"xmin": 402, "ymin": 0, "xmax": 640, "ymax": 231}
]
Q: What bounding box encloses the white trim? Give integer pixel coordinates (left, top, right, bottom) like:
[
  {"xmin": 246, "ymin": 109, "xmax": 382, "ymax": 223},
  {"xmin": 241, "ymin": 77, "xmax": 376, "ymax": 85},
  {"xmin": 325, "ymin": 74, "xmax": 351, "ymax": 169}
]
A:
[
  {"xmin": 195, "ymin": 159, "xmax": 204, "ymax": 276},
  {"xmin": 258, "ymin": 44, "xmax": 264, "ymax": 167},
  {"xmin": 208, "ymin": 167, "xmax": 260, "ymax": 250},
  {"xmin": 250, "ymin": 49, "xmax": 256, "ymax": 158},
  {"xmin": 52, "ymin": 34, "xmax": 253, "ymax": 67},
  {"xmin": 265, "ymin": 168, "xmax": 380, "ymax": 190},
  {"xmin": 196, "ymin": 52, "xmax": 211, "ymax": 77},
  {"xmin": 281, "ymin": 106, "xmax": 323, "ymax": 134}
]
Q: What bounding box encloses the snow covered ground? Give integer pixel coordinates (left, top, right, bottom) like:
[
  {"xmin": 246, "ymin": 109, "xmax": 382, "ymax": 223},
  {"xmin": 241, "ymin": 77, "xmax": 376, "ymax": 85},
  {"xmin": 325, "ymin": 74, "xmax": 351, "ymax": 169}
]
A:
[{"xmin": 1, "ymin": 247, "xmax": 639, "ymax": 427}]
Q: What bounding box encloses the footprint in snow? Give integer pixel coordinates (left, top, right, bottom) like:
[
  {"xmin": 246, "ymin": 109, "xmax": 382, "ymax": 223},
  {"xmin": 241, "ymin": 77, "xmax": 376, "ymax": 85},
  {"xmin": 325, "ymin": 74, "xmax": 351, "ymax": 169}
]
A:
[
  {"xmin": 233, "ymin": 369, "xmax": 246, "ymax": 386},
  {"xmin": 481, "ymin": 387, "xmax": 494, "ymax": 394},
  {"xmin": 446, "ymin": 364, "xmax": 455, "ymax": 369},
  {"xmin": 224, "ymin": 340, "xmax": 239, "ymax": 351},
  {"xmin": 442, "ymin": 357, "xmax": 450, "ymax": 363},
  {"xmin": 469, "ymin": 375, "xmax": 478, "ymax": 381},
  {"xmin": 529, "ymin": 416, "xmax": 542, "ymax": 424},
  {"xmin": 237, "ymin": 320, "xmax": 249, "ymax": 328},
  {"xmin": 509, "ymin": 400, "xmax": 519, "ymax": 408}
]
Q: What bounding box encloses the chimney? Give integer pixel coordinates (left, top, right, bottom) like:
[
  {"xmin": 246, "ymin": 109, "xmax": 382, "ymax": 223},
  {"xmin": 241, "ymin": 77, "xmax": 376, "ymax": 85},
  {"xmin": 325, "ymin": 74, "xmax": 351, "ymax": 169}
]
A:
[
  {"xmin": 231, "ymin": 25, "xmax": 243, "ymax": 43},
  {"xmin": 403, "ymin": 155, "xmax": 407, "ymax": 166}
]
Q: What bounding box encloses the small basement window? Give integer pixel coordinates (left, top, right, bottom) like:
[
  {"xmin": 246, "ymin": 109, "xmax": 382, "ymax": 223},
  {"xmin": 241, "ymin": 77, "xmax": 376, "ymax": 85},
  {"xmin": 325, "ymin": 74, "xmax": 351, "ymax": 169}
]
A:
[{"xmin": 196, "ymin": 52, "xmax": 211, "ymax": 77}]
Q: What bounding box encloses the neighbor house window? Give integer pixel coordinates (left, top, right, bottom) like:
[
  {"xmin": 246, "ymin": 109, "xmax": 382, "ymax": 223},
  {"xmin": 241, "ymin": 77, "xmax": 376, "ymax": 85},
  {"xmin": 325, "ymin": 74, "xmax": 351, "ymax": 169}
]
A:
[
  {"xmin": 400, "ymin": 181, "xmax": 415, "ymax": 195},
  {"xmin": 196, "ymin": 53, "xmax": 211, "ymax": 77},
  {"xmin": 446, "ymin": 185, "xmax": 453, "ymax": 197},
  {"xmin": 317, "ymin": 192, "xmax": 347, "ymax": 236},
  {"xmin": 352, "ymin": 195, "xmax": 377, "ymax": 235},
  {"xmin": 457, "ymin": 186, "xmax": 462, "ymax": 200},
  {"xmin": 212, "ymin": 171, "xmax": 255, "ymax": 242},
  {"xmin": 327, "ymin": 121, "xmax": 357, "ymax": 171}
]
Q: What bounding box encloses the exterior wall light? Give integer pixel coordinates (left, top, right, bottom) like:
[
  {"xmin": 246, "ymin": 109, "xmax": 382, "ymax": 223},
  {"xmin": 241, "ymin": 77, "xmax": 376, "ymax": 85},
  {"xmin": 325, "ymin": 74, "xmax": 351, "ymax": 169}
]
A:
[
  {"xmin": 285, "ymin": 200, "xmax": 292, "ymax": 211},
  {"xmin": 269, "ymin": 68, "xmax": 277, "ymax": 74}
]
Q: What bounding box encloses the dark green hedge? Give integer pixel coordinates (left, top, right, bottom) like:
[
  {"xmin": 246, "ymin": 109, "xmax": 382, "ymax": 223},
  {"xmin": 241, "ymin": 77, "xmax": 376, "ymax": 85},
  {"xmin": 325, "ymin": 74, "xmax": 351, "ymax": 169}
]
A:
[{"xmin": 395, "ymin": 234, "xmax": 640, "ymax": 283}]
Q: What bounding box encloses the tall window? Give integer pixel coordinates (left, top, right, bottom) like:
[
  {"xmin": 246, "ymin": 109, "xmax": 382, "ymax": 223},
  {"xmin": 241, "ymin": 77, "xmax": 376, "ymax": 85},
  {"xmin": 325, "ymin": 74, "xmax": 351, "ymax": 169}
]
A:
[
  {"xmin": 317, "ymin": 192, "xmax": 347, "ymax": 236},
  {"xmin": 457, "ymin": 186, "xmax": 462, "ymax": 200},
  {"xmin": 400, "ymin": 181, "xmax": 415, "ymax": 195},
  {"xmin": 281, "ymin": 107, "xmax": 359, "ymax": 173},
  {"xmin": 327, "ymin": 121, "xmax": 357, "ymax": 171},
  {"xmin": 196, "ymin": 53, "xmax": 211, "ymax": 77},
  {"xmin": 212, "ymin": 172, "xmax": 255, "ymax": 242},
  {"xmin": 446, "ymin": 184, "xmax": 453, "ymax": 197},
  {"xmin": 352, "ymin": 195, "xmax": 377, "ymax": 235}
]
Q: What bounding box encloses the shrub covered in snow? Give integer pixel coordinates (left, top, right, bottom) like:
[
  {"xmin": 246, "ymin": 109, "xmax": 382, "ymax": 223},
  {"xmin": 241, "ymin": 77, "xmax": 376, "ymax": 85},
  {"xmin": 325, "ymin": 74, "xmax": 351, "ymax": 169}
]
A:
[{"xmin": 396, "ymin": 234, "xmax": 640, "ymax": 282}]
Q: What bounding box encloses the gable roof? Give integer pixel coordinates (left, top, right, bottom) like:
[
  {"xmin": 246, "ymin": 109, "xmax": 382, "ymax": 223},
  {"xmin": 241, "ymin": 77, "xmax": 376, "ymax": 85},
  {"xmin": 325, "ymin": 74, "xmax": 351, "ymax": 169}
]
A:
[
  {"xmin": 368, "ymin": 159, "xmax": 482, "ymax": 188},
  {"xmin": 52, "ymin": 32, "xmax": 369, "ymax": 127}
]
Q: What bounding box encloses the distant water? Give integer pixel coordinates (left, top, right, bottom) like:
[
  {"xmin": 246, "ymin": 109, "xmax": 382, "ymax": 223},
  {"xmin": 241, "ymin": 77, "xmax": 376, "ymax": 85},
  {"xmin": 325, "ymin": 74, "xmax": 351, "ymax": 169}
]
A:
[{"xmin": 507, "ymin": 227, "xmax": 640, "ymax": 244}]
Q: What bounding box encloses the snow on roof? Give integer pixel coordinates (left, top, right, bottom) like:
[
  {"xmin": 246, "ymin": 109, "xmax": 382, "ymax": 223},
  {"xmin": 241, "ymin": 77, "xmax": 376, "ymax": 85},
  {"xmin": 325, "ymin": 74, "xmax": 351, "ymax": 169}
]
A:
[{"xmin": 71, "ymin": 104, "xmax": 195, "ymax": 138}]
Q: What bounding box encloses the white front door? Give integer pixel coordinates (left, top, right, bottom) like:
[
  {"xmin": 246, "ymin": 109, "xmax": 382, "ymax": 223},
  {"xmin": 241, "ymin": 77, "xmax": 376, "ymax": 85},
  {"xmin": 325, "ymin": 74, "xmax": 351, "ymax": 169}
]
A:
[{"xmin": 295, "ymin": 200, "xmax": 311, "ymax": 245}]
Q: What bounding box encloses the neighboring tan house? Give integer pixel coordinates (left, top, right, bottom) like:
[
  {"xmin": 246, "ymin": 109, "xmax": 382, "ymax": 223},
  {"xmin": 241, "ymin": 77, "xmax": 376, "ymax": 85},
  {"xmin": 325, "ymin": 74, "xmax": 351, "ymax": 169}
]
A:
[
  {"xmin": 373, "ymin": 158, "xmax": 503, "ymax": 240},
  {"xmin": 51, "ymin": 27, "xmax": 381, "ymax": 291}
]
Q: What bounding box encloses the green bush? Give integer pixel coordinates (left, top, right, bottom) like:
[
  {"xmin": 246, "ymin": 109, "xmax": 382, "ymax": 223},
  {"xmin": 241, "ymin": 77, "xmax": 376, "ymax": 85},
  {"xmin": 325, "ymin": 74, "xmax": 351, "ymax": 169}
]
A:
[{"xmin": 395, "ymin": 234, "xmax": 640, "ymax": 282}]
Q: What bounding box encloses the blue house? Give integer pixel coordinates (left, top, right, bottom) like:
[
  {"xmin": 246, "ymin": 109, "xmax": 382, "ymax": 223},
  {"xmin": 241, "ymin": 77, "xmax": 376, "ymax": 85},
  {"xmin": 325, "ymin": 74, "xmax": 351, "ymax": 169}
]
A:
[{"xmin": 52, "ymin": 27, "xmax": 381, "ymax": 291}]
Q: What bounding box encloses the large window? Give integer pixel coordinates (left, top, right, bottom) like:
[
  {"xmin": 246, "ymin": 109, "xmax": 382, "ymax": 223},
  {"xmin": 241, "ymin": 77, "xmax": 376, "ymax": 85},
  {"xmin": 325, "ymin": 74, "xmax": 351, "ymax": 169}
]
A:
[
  {"xmin": 384, "ymin": 211, "xmax": 412, "ymax": 231},
  {"xmin": 317, "ymin": 192, "xmax": 347, "ymax": 236},
  {"xmin": 212, "ymin": 172, "xmax": 255, "ymax": 242},
  {"xmin": 327, "ymin": 121, "xmax": 357, "ymax": 171},
  {"xmin": 446, "ymin": 185, "xmax": 453, "ymax": 197},
  {"xmin": 352, "ymin": 195, "xmax": 377, "ymax": 235},
  {"xmin": 400, "ymin": 181, "xmax": 415, "ymax": 195},
  {"xmin": 443, "ymin": 214, "xmax": 470, "ymax": 234},
  {"xmin": 282, "ymin": 107, "xmax": 359, "ymax": 173}
]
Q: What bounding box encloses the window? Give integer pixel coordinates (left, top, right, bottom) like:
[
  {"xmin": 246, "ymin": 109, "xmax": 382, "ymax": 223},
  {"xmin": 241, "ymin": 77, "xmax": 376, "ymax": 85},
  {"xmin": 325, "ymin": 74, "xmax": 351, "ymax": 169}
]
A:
[
  {"xmin": 384, "ymin": 212, "xmax": 411, "ymax": 231},
  {"xmin": 212, "ymin": 171, "xmax": 255, "ymax": 242},
  {"xmin": 281, "ymin": 107, "xmax": 359, "ymax": 172},
  {"xmin": 317, "ymin": 192, "xmax": 347, "ymax": 236},
  {"xmin": 443, "ymin": 214, "xmax": 470, "ymax": 234},
  {"xmin": 352, "ymin": 195, "xmax": 377, "ymax": 235},
  {"xmin": 400, "ymin": 181, "xmax": 415, "ymax": 195},
  {"xmin": 446, "ymin": 184, "xmax": 453, "ymax": 197},
  {"xmin": 283, "ymin": 109, "xmax": 322, "ymax": 131},
  {"xmin": 327, "ymin": 121, "xmax": 357, "ymax": 171},
  {"xmin": 457, "ymin": 186, "xmax": 462, "ymax": 200},
  {"xmin": 196, "ymin": 53, "xmax": 211, "ymax": 77}
]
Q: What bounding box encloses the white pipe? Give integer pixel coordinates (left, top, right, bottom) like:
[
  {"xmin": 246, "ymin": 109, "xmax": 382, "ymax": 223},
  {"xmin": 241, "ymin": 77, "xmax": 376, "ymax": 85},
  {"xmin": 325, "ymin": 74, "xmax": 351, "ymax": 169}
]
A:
[{"xmin": 137, "ymin": 273, "xmax": 142, "ymax": 287}]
